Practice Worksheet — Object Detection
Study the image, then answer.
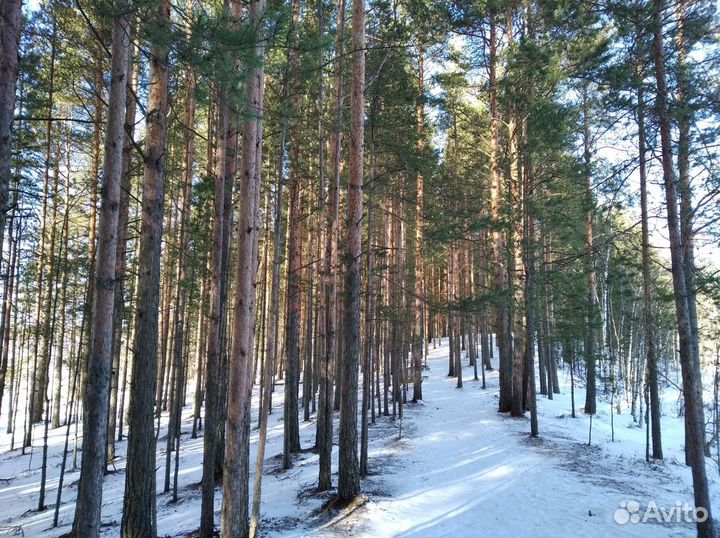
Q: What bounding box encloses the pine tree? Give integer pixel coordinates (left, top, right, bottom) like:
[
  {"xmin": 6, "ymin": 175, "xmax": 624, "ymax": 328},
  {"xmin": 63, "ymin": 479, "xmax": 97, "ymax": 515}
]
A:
[
  {"xmin": 221, "ymin": 0, "xmax": 267, "ymax": 535},
  {"xmin": 0, "ymin": 0, "xmax": 22, "ymax": 272},
  {"xmin": 337, "ymin": 0, "xmax": 365, "ymax": 504},
  {"xmin": 69, "ymin": 2, "xmax": 130, "ymax": 535},
  {"xmin": 121, "ymin": 0, "xmax": 171, "ymax": 534},
  {"xmin": 651, "ymin": 0, "xmax": 714, "ymax": 535}
]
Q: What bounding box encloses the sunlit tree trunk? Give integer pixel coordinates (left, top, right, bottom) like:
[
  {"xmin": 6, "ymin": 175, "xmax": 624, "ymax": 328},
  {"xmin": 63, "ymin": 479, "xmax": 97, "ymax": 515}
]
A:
[
  {"xmin": 108, "ymin": 22, "xmax": 137, "ymax": 460},
  {"xmin": 412, "ymin": 42, "xmax": 425, "ymax": 402},
  {"xmin": 634, "ymin": 48, "xmax": 661, "ymax": 459},
  {"xmin": 674, "ymin": 0, "xmax": 706, "ymax": 457},
  {"xmin": 581, "ymin": 81, "xmax": 598, "ymax": 416},
  {"xmin": 488, "ymin": 16, "xmax": 512, "ymax": 412},
  {"xmin": 199, "ymin": 83, "xmax": 227, "ymax": 537},
  {"xmin": 221, "ymin": 0, "xmax": 266, "ymax": 534},
  {"xmin": 71, "ymin": 7, "xmax": 130, "ymax": 536},
  {"xmin": 250, "ymin": 81, "xmax": 288, "ymax": 536},
  {"xmin": 28, "ymin": 20, "xmax": 56, "ymax": 429},
  {"xmin": 651, "ymin": 1, "xmax": 713, "ymax": 534},
  {"xmin": 121, "ymin": 0, "xmax": 170, "ymax": 533}
]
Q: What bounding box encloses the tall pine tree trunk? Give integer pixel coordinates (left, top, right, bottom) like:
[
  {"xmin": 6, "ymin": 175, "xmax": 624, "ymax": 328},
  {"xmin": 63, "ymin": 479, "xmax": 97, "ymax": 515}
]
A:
[
  {"xmin": 675, "ymin": 0, "xmax": 706, "ymax": 457},
  {"xmin": 317, "ymin": 0, "xmax": 345, "ymax": 492},
  {"xmin": 284, "ymin": 0, "xmax": 302, "ymax": 468},
  {"xmin": 199, "ymin": 83, "xmax": 228, "ymax": 538},
  {"xmin": 635, "ymin": 49, "xmax": 662, "ymax": 459},
  {"xmin": 121, "ymin": 1, "xmax": 170, "ymax": 534},
  {"xmin": 337, "ymin": 0, "xmax": 364, "ymax": 503},
  {"xmin": 581, "ymin": 81, "xmax": 598, "ymax": 416},
  {"xmin": 488, "ymin": 16, "xmax": 512, "ymax": 413},
  {"xmin": 70, "ymin": 8, "xmax": 130, "ymax": 536},
  {"xmin": 508, "ymin": 82, "xmax": 523, "ymax": 417},
  {"xmin": 108, "ymin": 26, "xmax": 137, "ymax": 460},
  {"xmin": 250, "ymin": 88, "xmax": 288, "ymax": 537},
  {"xmin": 0, "ymin": 0, "xmax": 22, "ymax": 285},
  {"xmin": 221, "ymin": 0, "xmax": 266, "ymax": 534},
  {"xmin": 651, "ymin": 2, "xmax": 714, "ymax": 535},
  {"xmin": 412, "ymin": 42, "xmax": 425, "ymax": 402}
]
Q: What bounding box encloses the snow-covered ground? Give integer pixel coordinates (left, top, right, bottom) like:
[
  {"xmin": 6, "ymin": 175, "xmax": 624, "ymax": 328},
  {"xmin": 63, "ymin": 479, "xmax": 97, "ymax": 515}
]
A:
[{"xmin": 0, "ymin": 340, "xmax": 717, "ymax": 537}]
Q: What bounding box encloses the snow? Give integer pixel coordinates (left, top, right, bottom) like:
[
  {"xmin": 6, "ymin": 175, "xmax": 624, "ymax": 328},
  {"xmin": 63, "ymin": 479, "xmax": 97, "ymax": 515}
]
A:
[{"xmin": 0, "ymin": 339, "xmax": 717, "ymax": 537}]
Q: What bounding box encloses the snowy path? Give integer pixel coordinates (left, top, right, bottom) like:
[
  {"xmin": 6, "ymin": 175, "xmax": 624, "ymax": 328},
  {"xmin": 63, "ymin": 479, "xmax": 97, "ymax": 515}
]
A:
[
  {"xmin": 0, "ymin": 340, "xmax": 717, "ymax": 537},
  {"xmin": 312, "ymin": 342, "xmax": 719, "ymax": 538}
]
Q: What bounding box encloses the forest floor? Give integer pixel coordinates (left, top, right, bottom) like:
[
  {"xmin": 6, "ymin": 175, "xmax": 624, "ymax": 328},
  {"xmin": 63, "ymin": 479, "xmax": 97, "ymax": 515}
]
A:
[{"xmin": 0, "ymin": 340, "xmax": 718, "ymax": 537}]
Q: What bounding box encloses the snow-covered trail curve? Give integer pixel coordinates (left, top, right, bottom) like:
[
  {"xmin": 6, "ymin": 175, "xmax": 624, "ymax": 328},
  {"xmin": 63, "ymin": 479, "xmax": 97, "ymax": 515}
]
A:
[{"xmin": 327, "ymin": 341, "xmax": 716, "ymax": 538}]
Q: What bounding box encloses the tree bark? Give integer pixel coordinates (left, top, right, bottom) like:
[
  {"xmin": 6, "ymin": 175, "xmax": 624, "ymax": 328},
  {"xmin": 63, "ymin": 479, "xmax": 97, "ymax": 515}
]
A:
[
  {"xmin": 200, "ymin": 69, "xmax": 229, "ymax": 538},
  {"xmin": 317, "ymin": 0, "xmax": 345, "ymax": 492},
  {"xmin": 635, "ymin": 48, "xmax": 662, "ymax": 459},
  {"xmin": 221, "ymin": 0, "xmax": 266, "ymax": 534},
  {"xmin": 70, "ymin": 8, "xmax": 130, "ymax": 536},
  {"xmin": 651, "ymin": 1, "xmax": 714, "ymax": 535},
  {"xmin": 337, "ymin": 0, "xmax": 365, "ymax": 504},
  {"xmin": 488, "ymin": 16, "xmax": 512, "ymax": 413},
  {"xmin": 250, "ymin": 87, "xmax": 287, "ymax": 537},
  {"xmin": 0, "ymin": 0, "xmax": 22, "ymax": 288},
  {"xmin": 674, "ymin": 0, "xmax": 706, "ymax": 458},
  {"xmin": 508, "ymin": 80, "xmax": 523, "ymax": 418},
  {"xmin": 412, "ymin": 42, "xmax": 425, "ymax": 403},
  {"xmin": 108, "ymin": 27, "xmax": 137, "ymax": 459},
  {"xmin": 121, "ymin": 1, "xmax": 170, "ymax": 534},
  {"xmin": 284, "ymin": 0, "xmax": 302, "ymax": 468},
  {"xmin": 581, "ymin": 81, "xmax": 598, "ymax": 416}
]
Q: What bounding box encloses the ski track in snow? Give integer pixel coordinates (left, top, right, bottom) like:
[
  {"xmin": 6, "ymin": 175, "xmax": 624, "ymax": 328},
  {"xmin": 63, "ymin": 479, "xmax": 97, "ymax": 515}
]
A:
[{"xmin": 0, "ymin": 339, "xmax": 717, "ymax": 537}]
